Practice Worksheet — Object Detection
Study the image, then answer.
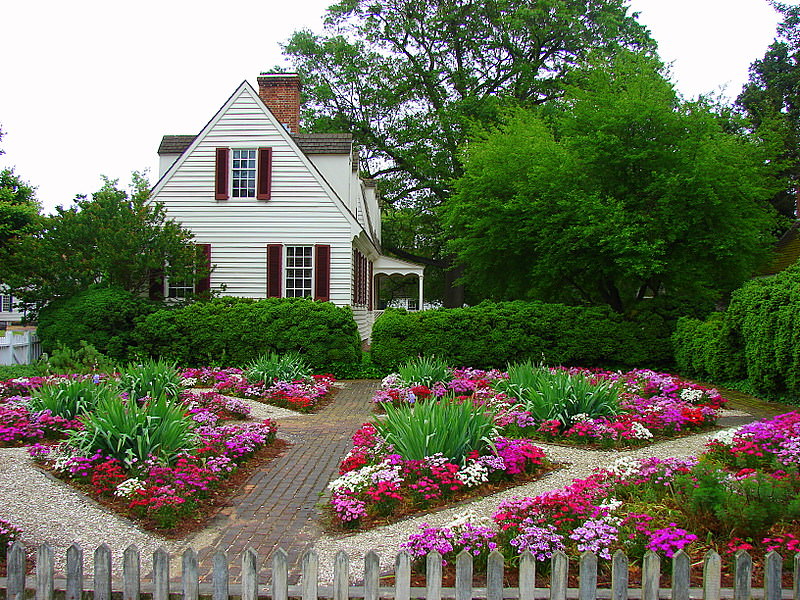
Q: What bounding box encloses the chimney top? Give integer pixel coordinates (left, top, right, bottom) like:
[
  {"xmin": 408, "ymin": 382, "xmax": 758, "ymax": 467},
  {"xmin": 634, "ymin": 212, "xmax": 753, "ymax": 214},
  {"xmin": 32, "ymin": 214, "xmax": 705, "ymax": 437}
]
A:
[{"xmin": 257, "ymin": 72, "xmax": 301, "ymax": 134}]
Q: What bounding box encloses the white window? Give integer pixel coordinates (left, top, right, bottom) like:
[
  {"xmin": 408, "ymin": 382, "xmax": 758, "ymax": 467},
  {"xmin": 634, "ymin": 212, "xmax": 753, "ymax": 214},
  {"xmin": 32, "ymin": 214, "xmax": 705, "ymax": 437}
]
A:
[
  {"xmin": 231, "ymin": 149, "xmax": 257, "ymax": 198},
  {"xmin": 167, "ymin": 280, "xmax": 194, "ymax": 300},
  {"xmin": 0, "ymin": 295, "xmax": 11, "ymax": 312},
  {"xmin": 285, "ymin": 246, "xmax": 313, "ymax": 298}
]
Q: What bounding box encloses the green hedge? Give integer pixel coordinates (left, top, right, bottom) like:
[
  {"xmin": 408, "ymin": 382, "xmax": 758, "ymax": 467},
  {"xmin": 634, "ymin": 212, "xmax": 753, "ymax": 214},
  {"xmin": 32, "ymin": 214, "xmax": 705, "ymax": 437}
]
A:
[
  {"xmin": 672, "ymin": 314, "xmax": 745, "ymax": 382},
  {"xmin": 371, "ymin": 301, "xmax": 673, "ymax": 372},
  {"xmin": 672, "ymin": 264, "xmax": 800, "ymax": 400},
  {"xmin": 131, "ymin": 296, "xmax": 361, "ymax": 373},
  {"xmin": 37, "ymin": 286, "xmax": 157, "ymax": 361}
]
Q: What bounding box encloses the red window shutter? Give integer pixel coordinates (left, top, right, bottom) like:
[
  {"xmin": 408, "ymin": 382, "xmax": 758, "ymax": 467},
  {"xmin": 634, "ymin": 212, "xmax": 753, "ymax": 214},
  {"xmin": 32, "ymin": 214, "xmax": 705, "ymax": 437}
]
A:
[
  {"xmin": 148, "ymin": 268, "xmax": 164, "ymax": 300},
  {"xmin": 267, "ymin": 244, "xmax": 283, "ymax": 298},
  {"xmin": 315, "ymin": 244, "xmax": 331, "ymax": 302},
  {"xmin": 196, "ymin": 243, "xmax": 212, "ymax": 295},
  {"xmin": 257, "ymin": 147, "xmax": 272, "ymax": 200},
  {"xmin": 215, "ymin": 148, "xmax": 229, "ymax": 200}
]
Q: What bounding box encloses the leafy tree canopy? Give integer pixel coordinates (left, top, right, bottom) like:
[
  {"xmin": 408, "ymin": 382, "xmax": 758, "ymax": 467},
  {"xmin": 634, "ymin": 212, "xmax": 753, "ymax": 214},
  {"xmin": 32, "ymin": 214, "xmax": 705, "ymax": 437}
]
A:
[
  {"xmin": 0, "ymin": 173, "xmax": 205, "ymax": 308},
  {"xmin": 444, "ymin": 52, "xmax": 781, "ymax": 313},
  {"xmin": 283, "ymin": 0, "xmax": 654, "ymax": 304},
  {"xmin": 0, "ymin": 128, "xmax": 41, "ymax": 249},
  {"xmin": 737, "ymin": 1, "xmax": 800, "ymax": 220}
]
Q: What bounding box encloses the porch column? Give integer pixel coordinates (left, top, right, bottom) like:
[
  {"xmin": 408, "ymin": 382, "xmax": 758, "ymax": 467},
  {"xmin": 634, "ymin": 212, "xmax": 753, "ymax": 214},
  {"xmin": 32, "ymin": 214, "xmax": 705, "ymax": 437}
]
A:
[{"xmin": 417, "ymin": 274, "xmax": 424, "ymax": 311}]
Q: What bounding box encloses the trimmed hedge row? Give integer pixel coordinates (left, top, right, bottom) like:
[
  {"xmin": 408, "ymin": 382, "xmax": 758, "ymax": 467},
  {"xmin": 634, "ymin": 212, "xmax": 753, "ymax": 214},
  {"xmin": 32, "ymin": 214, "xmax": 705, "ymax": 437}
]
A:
[
  {"xmin": 36, "ymin": 289, "xmax": 362, "ymax": 373},
  {"xmin": 371, "ymin": 301, "xmax": 673, "ymax": 371},
  {"xmin": 131, "ymin": 297, "xmax": 362, "ymax": 373},
  {"xmin": 673, "ymin": 263, "xmax": 800, "ymax": 400},
  {"xmin": 37, "ymin": 286, "xmax": 157, "ymax": 361}
]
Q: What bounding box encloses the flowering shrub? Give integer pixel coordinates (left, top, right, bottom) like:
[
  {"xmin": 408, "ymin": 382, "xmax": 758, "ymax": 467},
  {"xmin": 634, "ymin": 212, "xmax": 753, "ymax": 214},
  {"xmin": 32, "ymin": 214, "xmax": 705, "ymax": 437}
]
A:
[
  {"xmin": 29, "ymin": 418, "xmax": 278, "ymax": 530},
  {"xmin": 0, "ymin": 517, "xmax": 21, "ymax": 550},
  {"xmin": 404, "ymin": 412, "xmax": 800, "ymax": 567},
  {"xmin": 329, "ymin": 424, "xmax": 551, "ymax": 528},
  {"xmin": 375, "ymin": 366, "xmax": 725, "ymax": 448},
  {"xmin": 180, "ymin": 368, "xmax": 336, "ymax": 413}
]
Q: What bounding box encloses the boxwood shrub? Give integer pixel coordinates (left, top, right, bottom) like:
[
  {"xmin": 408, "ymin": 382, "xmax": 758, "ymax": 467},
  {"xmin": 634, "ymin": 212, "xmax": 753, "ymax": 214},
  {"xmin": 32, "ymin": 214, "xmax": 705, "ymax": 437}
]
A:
[
  {"xmin": 672, "ymin": 263, "xmax": 800, "ymax": 400},
  {"xmin": 131, "ymin": 296, "xmax": 361, "ymax": 374},
  {"xmin": 370, "ymin": 301, "xmax": 672, "ymax": 372},
  {"xmin": 37, "ymin": 286, "xmax": 158, "ymax": 361}
]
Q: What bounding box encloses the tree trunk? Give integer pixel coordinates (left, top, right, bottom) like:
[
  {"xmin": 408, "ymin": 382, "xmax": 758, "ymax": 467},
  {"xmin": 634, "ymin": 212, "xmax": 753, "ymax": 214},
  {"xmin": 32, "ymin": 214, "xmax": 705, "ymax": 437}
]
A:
[{"xmin": 443, "ymin": 263, "xmax": 465, "ymax": 308}]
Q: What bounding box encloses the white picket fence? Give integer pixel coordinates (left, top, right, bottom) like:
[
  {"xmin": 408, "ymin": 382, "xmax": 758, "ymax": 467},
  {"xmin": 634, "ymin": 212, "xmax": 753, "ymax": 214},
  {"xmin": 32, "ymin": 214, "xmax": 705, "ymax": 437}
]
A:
[
  {"xmin": 3, "ymin": 543, "xmax": 800, "ymax": 600},
  {"xmin": 0, "ymin": 329, "xmax": 41, "ymax": 365}
]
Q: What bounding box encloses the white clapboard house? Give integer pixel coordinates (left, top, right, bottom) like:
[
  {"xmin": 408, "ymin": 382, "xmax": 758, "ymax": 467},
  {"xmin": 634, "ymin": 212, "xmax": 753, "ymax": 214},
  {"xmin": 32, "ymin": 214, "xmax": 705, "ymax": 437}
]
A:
[{"xmin": 151, "ymin": 73, "xmax": 424, "ymax": 340}]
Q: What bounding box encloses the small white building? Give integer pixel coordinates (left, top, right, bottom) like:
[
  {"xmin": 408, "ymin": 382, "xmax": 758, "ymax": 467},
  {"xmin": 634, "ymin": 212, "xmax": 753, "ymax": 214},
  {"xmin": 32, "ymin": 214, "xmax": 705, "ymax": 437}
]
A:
[
  {"xmin": 0, "ymin": 289, "xmax": 24, "ymax": 329},
  {"xmin": 152, "ymin": 73, "xmax": 424, "ymax": 340}
]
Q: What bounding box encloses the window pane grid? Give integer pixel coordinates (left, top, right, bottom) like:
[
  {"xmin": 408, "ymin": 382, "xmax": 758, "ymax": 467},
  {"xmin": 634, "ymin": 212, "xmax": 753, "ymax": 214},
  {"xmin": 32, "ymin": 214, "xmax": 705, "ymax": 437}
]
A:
[
  {"xmin": 285, "ymin": 246, "xmax": 313, "ymax": 298},
  {"xmin": 232, "ymin": 149, "xmax": 256, "ymax": 198}
]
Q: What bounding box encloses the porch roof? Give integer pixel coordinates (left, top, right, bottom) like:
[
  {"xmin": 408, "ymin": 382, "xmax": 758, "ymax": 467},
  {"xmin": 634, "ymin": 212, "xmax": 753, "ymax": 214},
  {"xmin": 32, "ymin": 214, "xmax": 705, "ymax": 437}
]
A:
[{"xmin": 373, "ymin": 255, "xmax": 424, "ymax": 277}]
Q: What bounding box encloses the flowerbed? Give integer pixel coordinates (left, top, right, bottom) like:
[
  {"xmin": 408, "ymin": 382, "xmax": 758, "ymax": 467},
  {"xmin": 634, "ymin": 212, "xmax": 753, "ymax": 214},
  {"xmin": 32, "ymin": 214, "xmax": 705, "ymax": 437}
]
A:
[
  {"xmin": 374, "ymin": 367, "xmax": 726, "ymax": 448},
  {"xmin": 328, "ymin": 422, "xmax": 557, "ymax": 529},
  {"xmin": 0, "ymin": 369, "xmax": 286, "ymax": 532},
  {"xmin": 180, "ymin": 367, "xmax": 336, "ymax": 413},
  {"xmin": 400, "ymin": 411, "xmax": 800, "ymax": 576}
]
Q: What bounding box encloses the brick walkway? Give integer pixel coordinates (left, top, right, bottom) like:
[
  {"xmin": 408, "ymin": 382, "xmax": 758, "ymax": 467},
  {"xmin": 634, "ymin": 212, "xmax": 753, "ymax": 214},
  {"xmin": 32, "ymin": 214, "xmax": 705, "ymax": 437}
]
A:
[{"xmin": 192, "ymin": 380, "xmax": 377, "ymax": 581}]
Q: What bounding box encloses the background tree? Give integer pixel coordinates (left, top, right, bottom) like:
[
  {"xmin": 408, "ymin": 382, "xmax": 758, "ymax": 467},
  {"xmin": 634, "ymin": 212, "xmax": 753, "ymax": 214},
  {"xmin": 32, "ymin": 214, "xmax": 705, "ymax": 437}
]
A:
[
  {"xmin": 737, "ymin": 1, "xmax": 800, "ymax": 222},
  {"xmin": 283, "ymin": 0, "xmax": 654, "ymax": 305},
  {"xmin": 444, "ymin": 53, "xmax": 780, "ymax": 313},
  {"xmin": 0, "ymin": 128, "xmax": 41, "ymax": 249},
  {"xmin": 0, "ymin": 173, "xmax": 206, "ymax": 308}
]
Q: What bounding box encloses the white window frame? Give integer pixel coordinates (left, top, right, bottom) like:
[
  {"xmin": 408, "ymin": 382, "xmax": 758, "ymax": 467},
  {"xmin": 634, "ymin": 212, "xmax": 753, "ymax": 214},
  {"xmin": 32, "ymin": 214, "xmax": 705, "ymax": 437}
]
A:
[
  {"xmin": 231, "ymin": 148, "xmax": 257, "ymax": 198},
  {"xmin": 284, "ymin": 245, "xmax": 314, "ymax": 298},
  {"xmin": 0, "ymin": 294, "xmax": 12, "ymax": 313}
]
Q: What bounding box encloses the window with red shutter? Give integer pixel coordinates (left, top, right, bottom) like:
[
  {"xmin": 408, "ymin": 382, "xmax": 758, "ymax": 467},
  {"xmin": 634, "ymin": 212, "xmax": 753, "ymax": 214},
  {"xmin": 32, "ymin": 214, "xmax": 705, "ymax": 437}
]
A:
[
  {"xmin": 257, "ymin": 147, "xmax": 272, "ymax": 200},
  {"xmin": 315, "ymin": 244, "xmax": 331, "ymax": 302},
  {"xmin": 267, "ymin": 244, "xmax": 283, "ymax": 297}
]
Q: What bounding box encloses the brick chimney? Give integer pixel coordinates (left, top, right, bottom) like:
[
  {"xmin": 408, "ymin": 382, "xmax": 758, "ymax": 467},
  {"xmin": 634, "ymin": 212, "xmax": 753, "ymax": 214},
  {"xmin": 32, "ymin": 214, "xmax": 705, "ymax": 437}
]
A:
[{"xmin": 257, "ymin": 72, "xmax": 301, "ymax": 134}]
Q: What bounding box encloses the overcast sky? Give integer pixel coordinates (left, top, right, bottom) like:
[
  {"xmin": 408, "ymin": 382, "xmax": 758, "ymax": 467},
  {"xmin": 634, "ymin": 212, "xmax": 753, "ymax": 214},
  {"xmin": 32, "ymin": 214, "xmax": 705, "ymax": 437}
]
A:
[{"xmin": 0, "ymin": 0, "xmax": 791, "ymax": 213}]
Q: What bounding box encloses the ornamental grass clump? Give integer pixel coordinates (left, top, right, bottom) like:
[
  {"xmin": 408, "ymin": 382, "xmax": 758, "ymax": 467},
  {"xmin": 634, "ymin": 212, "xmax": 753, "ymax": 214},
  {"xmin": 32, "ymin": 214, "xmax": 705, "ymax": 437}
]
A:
[
  {"xmin": 397, "ymin": 355, "xmax": 452, "ymax": 387},
  {"xmin": 68, "ymin": 393, "xmax": 198, "ymax": 468},
  {"xmin": 28, "ymin": 377, "xmax": 117, "ymax": 420},
  {"xmin": 373, "ymin": 397, "xmax": 497, "ymax": 465},
  {"xmin": 494, "ymin": 362, "xmax": 620, "ymax": 426},
  {"xmin": 246, "ymin": 351, "xmax": 311, "ymax": 383},
  {"xmin": 117, "ymin": 359, "xmax": 183, "ymax": 401}
]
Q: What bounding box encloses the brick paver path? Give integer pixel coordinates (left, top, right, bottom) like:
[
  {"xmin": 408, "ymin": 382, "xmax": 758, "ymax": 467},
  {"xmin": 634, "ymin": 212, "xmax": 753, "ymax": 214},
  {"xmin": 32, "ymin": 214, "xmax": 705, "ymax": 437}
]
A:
[{"xmin": 192, "ymin": 380, "xmax": 377, "ymax": 581}]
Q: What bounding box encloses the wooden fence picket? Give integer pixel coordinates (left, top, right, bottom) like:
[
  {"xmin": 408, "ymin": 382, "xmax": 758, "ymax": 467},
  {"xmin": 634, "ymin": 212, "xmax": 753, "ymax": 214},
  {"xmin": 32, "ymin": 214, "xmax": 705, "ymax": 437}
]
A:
[{"xmin": 5, "ymin": 543, "xmax": 800, "ymax": 600}]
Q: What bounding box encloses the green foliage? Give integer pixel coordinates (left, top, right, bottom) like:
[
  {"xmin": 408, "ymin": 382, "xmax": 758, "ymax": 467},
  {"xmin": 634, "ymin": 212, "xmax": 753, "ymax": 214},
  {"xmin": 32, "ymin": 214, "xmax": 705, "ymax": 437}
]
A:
[
  {"xmin": 246, "ymin": 351, "xmax": 311, "ymax": 383},
  {"xmin": 0, "ymin": 173, "xmax": 205, "ymax": 308},
  {"xmin": 0, "ymin": 166, "xmax": 40, "ymax": 249},
  {"xmin": 36, "ymin": 286, "xmax": 157, "ymax": 361},
  {"xmin": 0, "ymin": 363, "xmax": 44, "ymax": 380},
  {"xmin": 494, "ymin": 363, "xmax": 620, "ymax": 424},
  {"xmin": 672, "ymin": 315, "xmax": 745, "ymax": 382},
  {"xmin": 68, "ymin": 393, "xmax": 198, "ymax": 468},
  {"xmin": 284, "ymin": 0, "xmax": 653, "ymax": 302},
  {"xmin": 445, "ymin": 52, "xmax": 779, "ymax": 312},
  {"xmin": 132, "ymin": 297, "xmax": 361, "ymax": 374},
  {"xmin": 373, "ymin": 398, "xmax": 497, "ymax": 464},
  {"xmin": 28, "ymin": 378, "xmax": 117, "ymax": 420},
  {"xmin": 42, "ymin": 341, "xmax": 117, "ymax": 376},
  {"xmin": 117, "ymin": 359, "xmax": 182, "ymax": 401},
  {"xmin": 371, "ymin": 302, "xmax": 670, "ymax": 372},
  {"xmin": 397, "ymin": 355, "xmax": 452, "ymax": 387}
]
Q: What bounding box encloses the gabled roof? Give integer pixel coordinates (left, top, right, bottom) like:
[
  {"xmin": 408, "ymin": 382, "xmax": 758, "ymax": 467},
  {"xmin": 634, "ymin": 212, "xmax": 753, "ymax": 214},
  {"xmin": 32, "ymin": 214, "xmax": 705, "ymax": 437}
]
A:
[
  {"xmin": 151, "ymin": 80, "xmax": 372, "ymax": 247},
  {"xmin": 157, "ymin": 133, "xmax": 353, "ymax": 156}
]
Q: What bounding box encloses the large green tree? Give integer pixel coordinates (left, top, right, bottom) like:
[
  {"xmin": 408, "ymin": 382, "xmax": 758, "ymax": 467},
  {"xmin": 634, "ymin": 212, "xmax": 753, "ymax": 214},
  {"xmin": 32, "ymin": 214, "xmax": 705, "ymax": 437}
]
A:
[
  {"xmin": 0, "ymin": 128, "xmax": 41, "ymax": 249},
  {"xmin": 0, "ymin": 173, "xmax": 205, "ymax": 307},
  {"xmin": 444, "ymin": 53, "xmax": 780, "ymax": 313},
  {"xmin": 737, "ymin": 1, "xmax": 800, "ymax": 221},
  {"xmin": 283, "ymin": 0, "xmax": 654, "ymax": 305}
]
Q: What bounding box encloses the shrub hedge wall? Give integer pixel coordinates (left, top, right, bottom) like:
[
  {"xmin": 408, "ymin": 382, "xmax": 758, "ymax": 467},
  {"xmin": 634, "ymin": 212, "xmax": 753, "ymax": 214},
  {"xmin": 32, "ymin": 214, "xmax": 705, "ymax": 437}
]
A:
[
  {"xmin": 672, "ymin": 264, "xmax": 800, "ymax": 400},
  {"xmin": 131, "ymin": 296, "xmax": 361, "ymax": 373},
  {"xmin": 37, "ymin": 286, "xmax": 157, "ymax": 361},
  {"xmin": 371, "ymin": 301, "xmax": 673, "ymax": 371}
]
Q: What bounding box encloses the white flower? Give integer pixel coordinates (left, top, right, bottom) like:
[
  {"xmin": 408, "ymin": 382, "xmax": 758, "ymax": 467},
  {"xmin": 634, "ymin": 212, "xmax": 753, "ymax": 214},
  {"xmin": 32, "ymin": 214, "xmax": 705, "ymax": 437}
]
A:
[
  {"xmin": 381, "ymin": 373, "xmax": 401, "ymax": 388},
  {"xmin": 606, "ymin": 457, "xmax": 642, "ymax": 479},
  {"xmin": 445, "ymin": 509, "xmax": 492, "ymax": 530},
  {"xmin": 571, "ymin": 413, "xmax": 591, "ymax": 422},
  {"xmin": 114, "ymin": 478, "xmax": 146, "ymax": 498},
  {"xmin": 631, "ymin": 422, "xmax": 653, "ymax": 439},
  {"xmin": 707, "ymin": 427, "xmax": 741, "ymax": 446},
  {"xmin": 457, "ymin": 461, "xmax": 489, "ymax": 487},
  {"xmin": 679, "ymin": 388, "xmax": 704, "ymax": 403}
]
